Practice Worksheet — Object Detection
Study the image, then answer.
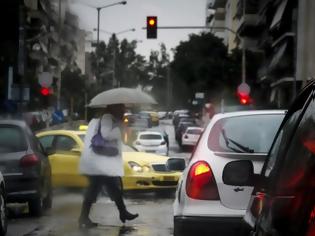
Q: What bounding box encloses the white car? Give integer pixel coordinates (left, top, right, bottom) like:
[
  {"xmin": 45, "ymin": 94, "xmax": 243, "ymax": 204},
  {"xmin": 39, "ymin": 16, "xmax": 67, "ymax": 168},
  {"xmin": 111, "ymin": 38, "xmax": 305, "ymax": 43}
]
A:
[
  {"xmin": 181, "ymin": 127, "xmax": 203, "ymax": 147},
  {"xmin": 172, "ymin": 110, "xmax": 285, "ymax": 236},
  {"xmin": 134, "ymin": 131, "xmax": 168, "ymax": 156}
]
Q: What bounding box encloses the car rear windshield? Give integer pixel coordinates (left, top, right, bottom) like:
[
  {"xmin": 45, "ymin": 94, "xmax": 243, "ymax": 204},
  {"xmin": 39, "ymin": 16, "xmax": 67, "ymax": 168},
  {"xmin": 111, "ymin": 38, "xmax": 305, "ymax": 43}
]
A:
[
  {"xmin": 187, "ymin": 129, "xmax": 202, "ymax": 135},
  {"xmin": 0, "ymin": 125, "xmax": 27, "ymax": 153},
  {"xmin": 140, "ymin": 134, "xmax": 162, "ymax": 140},
  {"xmin": 208, "ymin": 114, "xmax": 284, "ymax": 153}
]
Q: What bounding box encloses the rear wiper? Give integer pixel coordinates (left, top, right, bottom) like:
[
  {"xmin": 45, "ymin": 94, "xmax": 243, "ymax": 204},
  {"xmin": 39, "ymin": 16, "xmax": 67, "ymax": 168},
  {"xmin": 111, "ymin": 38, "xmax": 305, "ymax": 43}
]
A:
[{"xmin": 221, "ymin": 129, "xmax": 254, "ymax": 153}]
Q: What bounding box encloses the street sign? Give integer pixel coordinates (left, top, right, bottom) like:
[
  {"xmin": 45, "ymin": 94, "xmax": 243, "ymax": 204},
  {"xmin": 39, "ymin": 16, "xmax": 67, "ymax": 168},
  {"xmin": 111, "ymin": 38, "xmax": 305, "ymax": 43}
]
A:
[
  {"xmin": 38, "ymin": 72, "xmax": 53, "ymax": 87},
  {"xmin": 237, "ymin": 82, "xmax": 250, "ymax": 95}
]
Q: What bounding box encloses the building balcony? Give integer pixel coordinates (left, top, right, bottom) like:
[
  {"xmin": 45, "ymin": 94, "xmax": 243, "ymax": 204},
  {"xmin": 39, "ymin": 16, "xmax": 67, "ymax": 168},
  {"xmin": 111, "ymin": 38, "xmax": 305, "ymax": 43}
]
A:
[
  {"xmin": 214, "ymin": 8, "xmax": 226, "ymax": 21},
  {"xmin": 237, "ymin": 13, "xmax": 264, "ymax": 37},
  {"xmin": 213, "ymin": 19, "xmax": 225, "ymax": 33},
  {"xmin": 212, "ymin": 0, "xmax": 227, "ymax": 9}
]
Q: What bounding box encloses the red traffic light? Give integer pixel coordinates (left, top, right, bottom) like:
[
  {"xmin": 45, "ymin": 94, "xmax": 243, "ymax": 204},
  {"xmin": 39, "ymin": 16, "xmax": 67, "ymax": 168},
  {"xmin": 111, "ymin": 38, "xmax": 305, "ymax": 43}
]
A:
[
  {"xmin": 237, "ymin": 92, "xmax": 251, "ymax": 105},
  {"xmin": 40, "ymin": 87, "xmax": 50, "ymax": 96},
  {"xmin": 147, "ymin": 16, "xmax": 157, "ymax": 39}
]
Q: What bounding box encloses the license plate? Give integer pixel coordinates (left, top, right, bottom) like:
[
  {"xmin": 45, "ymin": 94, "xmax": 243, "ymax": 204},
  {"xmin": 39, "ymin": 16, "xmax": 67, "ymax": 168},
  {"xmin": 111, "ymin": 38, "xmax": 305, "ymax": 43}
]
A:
[{"xmin": 163, "ymin": 176, "xmax": 175, "ymax": 181}]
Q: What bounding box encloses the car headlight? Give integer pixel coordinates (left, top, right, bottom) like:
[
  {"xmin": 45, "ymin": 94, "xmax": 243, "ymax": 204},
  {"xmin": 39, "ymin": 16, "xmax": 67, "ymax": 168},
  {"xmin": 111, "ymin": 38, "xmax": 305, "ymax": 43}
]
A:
[
  {"xmin": 128, "ymin": 161, "xmax": 143, "ymax": 173},
  {"xmin": 142, "ymin": 165, "xmax": 151, "ymax": 172}
]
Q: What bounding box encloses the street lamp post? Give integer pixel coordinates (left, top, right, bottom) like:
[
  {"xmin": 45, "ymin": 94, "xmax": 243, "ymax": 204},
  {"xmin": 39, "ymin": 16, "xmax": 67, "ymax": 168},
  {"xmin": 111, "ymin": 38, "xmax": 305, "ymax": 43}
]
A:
[
  {"xmin": 94, "ymin": 28, "xmax": 136, "ymax": 88},
  {"xmin": 95, "ymin": 1, "xmax": 127, "ymax": 82}
]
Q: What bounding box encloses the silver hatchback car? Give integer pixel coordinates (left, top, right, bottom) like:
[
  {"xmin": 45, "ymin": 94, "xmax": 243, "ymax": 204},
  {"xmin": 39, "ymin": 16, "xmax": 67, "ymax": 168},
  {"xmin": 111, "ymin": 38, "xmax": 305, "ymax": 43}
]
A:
[
  {"xmin": 0, "ymin": 120, "xmax": 52, "ymax": 217},
  {"xmin": 173, "ymin": 110, "xmax": 285, "ymax": 236}
]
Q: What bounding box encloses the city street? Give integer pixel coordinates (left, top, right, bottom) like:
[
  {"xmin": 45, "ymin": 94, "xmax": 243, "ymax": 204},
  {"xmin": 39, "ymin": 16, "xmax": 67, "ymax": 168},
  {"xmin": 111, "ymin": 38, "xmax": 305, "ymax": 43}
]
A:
[{"xmin": 6, "ymin": 120, "xmax": 190, "ymax": 236}]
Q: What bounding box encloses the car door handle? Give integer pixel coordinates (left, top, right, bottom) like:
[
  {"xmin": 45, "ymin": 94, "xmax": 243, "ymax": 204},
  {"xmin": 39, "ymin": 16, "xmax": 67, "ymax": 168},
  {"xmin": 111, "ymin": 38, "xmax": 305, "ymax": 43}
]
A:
[{"xmin": 234, "ymin": 187, "xmax": 244, "ymax": 192}]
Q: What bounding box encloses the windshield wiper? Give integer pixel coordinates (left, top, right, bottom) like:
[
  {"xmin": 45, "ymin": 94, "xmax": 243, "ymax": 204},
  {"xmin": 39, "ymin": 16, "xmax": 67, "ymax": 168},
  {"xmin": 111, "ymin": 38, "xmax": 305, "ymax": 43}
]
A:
[{"xmin": 221, "ymin": 129, "xmax": 254, "ymax": 153}]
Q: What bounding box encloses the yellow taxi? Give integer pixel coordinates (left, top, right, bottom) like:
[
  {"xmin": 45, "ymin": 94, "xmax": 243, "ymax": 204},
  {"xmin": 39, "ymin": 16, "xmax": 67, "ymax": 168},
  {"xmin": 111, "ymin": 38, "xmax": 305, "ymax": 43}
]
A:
[
  {"xmin": 140, "ymin": 111, "xmax": 159, "ymax": 126},
  {"xmin": 36, "ymin": 130, "xmax": 182, "ymax": 190}
]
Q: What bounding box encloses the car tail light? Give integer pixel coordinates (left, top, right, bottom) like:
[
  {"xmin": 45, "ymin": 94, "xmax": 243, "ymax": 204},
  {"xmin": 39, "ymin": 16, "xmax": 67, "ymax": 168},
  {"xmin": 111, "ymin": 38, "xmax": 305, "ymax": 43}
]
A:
[
  {"xmin": 161, "ymin": 141, "xmax": 166, "ymax": 145},
  {"xmin": 20, "ymin": 154, "xmax": 39, "ymax": 167},
  {"xmin": 186, "ymin": 161, "xmax": 219, "ymax": 200},
  {"xmin": 184, "ymin": 135, "xmax": 188, "ymax": 139}
]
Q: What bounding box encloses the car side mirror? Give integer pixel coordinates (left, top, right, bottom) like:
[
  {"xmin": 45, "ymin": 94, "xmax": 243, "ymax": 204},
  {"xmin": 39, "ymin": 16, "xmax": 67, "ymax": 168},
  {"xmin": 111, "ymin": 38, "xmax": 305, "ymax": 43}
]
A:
[
  {"xmin": 166, "ymin": 158, "xmax": 186, "ymax": 171},
  {"xmin": 222, "ymin": 160, "xmax": 255, "ymax": 186}
]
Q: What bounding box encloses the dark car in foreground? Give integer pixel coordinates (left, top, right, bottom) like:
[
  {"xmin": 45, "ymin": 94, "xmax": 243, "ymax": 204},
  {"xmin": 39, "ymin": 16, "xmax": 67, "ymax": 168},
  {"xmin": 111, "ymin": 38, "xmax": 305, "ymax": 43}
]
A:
[
  {"xmin": 0, "ymin": 120, "xmax": 52, "ymax": 217},
  {"xmin": 223, "ymin": 80, "xmax": 315, "ymax": 236}
]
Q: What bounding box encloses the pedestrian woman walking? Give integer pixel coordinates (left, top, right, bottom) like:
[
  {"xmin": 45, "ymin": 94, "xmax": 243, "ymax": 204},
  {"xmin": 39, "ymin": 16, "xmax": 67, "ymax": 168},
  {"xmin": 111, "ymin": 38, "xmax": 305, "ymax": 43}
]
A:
[{"xmin": 79, "ymin": 104, "xmax": 138, "ymax": 228}]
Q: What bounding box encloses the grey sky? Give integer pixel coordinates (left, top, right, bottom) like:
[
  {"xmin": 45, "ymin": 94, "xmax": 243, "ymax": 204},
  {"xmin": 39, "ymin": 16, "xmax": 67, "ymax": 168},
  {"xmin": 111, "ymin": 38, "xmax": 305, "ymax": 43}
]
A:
[{"xmin": 70, "ymin": 0, "xmax": 208, "ymax": 58}]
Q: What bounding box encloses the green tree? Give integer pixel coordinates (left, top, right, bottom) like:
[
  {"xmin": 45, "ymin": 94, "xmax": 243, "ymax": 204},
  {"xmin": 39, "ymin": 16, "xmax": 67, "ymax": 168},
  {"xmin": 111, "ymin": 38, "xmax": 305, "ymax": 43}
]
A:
[
  {"xmin": 145, "ymin": 43, "xmax": 170, "ymax": 108},
  {"xmin": 171, "ymin": 32, "xmax": 229, "ymax": 106}
]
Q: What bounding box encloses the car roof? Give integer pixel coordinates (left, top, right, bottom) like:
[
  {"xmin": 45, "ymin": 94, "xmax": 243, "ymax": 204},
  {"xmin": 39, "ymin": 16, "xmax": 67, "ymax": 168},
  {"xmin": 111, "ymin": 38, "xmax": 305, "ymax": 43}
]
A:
[
  {"xmin": 186, "ymin": 127, "xmax": 203, "ymax": 130},
  {"xmin": 37, "ymin": 130, "xmax": 86, "ymax": 136},
  {"xmin": 0, "ymin": 119, "xmax": 28, "ymax": 128},
  {"xmin": 138, "ymin": 131, "xmax": 163, "ymax": 136},
  {"xmin": 214, "ymin": 110, "xmax": 286, "ymax": 120}
]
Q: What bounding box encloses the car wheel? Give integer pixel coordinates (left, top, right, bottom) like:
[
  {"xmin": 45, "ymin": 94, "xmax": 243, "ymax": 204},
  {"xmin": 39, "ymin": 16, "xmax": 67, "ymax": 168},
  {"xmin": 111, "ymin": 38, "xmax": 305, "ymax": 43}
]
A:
[
  {"xmin": 28, "ymin": 196, "xmax": 43, "ymax": 217},
  {"xmin": 43, "ymin": 187, "xmax": 53, "ymax": 210},
  {"xmin": 0, "ymin": 188, "xmax": 7, "ymax": 236},
  {"xmin": 174, "ymin": 219, "xmax": 187, "ymax": 236}
]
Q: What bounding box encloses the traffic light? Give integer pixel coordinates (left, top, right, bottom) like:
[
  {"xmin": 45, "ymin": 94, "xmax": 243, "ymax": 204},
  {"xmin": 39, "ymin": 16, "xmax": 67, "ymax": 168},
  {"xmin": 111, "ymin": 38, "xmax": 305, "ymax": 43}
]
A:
[
  {"xmin": 237, "ymin": 92, "xmax": 251, "ymax": 105},
  {"xmin": 147, "ymin": 16, "xmax": 157, "ymax": 39},
  {"xmin": 40, "ymin": 87, "xmax": 50, "ymax": 96}
]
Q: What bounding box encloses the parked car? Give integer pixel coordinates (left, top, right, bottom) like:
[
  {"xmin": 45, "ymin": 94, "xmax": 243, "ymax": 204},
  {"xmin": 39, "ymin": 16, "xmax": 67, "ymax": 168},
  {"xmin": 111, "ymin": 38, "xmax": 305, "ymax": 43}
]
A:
[
  {"xmin": 222, "ymin": 81, "xmax": 315, "ymax": 236},
  {"xmin": 173, "ymin": 113, "xmax": 190, "ymax": 127},
  {"xmin": 175, "ymin": 122, "xmax": 198, "ymax": 144},
  {"xmin": 171, "ymin": 110, "xmax": 285, "ymax": 236},
  {"xmin": 36, "ymin": 130, "xmax": 181, "ymax": 191},
  {"xmin": 0, "ymin": 171, "xmax": 7, "ymax": 236},
  {"xmin": 158, "ymin": 111, "xmax": 167, "ymax": 119},
  {"xmin": 181, "ymin": 127, "xmax": 203, "ymax": 147},
  {"xmin": 0, "ymin": 120, "xmax": 52, "ymax": 217},
  {"xmin": 134, "ymin": 131, "xmax": 168, "ymax": 156}
]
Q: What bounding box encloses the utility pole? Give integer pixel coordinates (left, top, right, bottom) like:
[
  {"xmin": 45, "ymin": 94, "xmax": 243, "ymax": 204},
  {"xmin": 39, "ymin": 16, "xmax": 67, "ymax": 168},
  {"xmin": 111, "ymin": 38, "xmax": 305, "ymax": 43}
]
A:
[
  {"xmin": 166, "ymin": 65, "xmax": 171, "ymax": 110},
  {"xmin": 18, "ymin": 3, "xmax": 26, "ymax": 112},
  {"xmin": 112, "ymin": 37, "xmax": 116, "ymax": 88},
  {"xmin": 57, "ymin": 0, "xmax": 62, "ymax": 110},
  {"xmin": 96, "ymin": 8, "xmax": 101, "ymax": 83}
]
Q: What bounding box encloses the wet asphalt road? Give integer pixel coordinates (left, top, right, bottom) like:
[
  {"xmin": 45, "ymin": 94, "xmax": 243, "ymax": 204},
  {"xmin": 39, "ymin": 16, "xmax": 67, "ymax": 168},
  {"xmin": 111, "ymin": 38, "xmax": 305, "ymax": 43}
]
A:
[{"xmin": 7, "ymin": 120, "xmax": 191, "ymax": 236}]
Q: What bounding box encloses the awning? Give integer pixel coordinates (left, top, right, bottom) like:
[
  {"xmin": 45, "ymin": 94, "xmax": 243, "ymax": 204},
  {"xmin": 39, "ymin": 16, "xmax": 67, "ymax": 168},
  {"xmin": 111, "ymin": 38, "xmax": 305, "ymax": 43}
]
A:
[{"xmin": 270, "ymin": 0, "xmax": 288, "ymax": 30}]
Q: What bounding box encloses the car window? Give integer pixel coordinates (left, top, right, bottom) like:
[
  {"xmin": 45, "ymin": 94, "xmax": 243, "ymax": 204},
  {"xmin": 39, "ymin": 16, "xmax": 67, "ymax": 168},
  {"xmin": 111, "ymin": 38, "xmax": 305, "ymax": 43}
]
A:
[
  {"xmin": 55, "ymin": 135, "xmax": 77, "ymax": 151},
  {"xmin": 39, "ymin": 135, "xmax": 54, "ymax": 150},
  {"xmin": 0, "ymin": 125, "xmax": 27, "ymax": 153},
  {"xmin": 263, "ymin": 88, "xmax": 313, "ymax": 178},
  {"xmin": 208, "ymin": 114, "xmax": 284, "ymax": 153},
  {"xmin": 139, "ymin": 134, "xmax": 162, "ymax": 140},
  {"xmin": 264, "ymin": 111, "xmax": 301, "ymax": 177},
  {"xmin": 187, "ymin": 129, "xmax": 202, "ymax": 135},
  {"xmin": 79, "ymin": 135, "xmax": 85, "ymax": 142},
  {"xmin": 276, "ymin": 98, "xmax": 315, "ymax": 193}
]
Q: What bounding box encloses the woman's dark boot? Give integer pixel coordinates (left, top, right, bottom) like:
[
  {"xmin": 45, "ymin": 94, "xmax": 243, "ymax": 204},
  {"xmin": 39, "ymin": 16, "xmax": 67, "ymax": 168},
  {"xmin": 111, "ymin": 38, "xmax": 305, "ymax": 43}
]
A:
[{"xmin": 119, "ymin": 210, "xmax": 139, "ymax": 223}]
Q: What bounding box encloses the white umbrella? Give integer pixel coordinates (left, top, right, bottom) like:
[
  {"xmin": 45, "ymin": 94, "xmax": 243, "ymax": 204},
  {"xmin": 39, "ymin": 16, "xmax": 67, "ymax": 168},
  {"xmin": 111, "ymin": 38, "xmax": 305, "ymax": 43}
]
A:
[{"xmin": 88, "ymin": 87, "xmax": 157, "ymax": 108}]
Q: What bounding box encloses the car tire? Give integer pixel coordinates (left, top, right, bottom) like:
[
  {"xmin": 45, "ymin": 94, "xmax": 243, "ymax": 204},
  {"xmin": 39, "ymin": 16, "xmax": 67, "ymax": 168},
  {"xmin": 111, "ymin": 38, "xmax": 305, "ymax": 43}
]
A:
[
  {"xmin": 28, "ymin": 196, "xmax": 43, "ymax": 217},
  {"xmin": 43, "ymin": 187, "xmax": 53, "ymax": 210},
  {"xmin": 0, "ymin": 188, "xmax": 7, "ymax": 236},
  {"xmin": 174, "ymin": 219, "xmax": 187, "ymax": 236}
]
